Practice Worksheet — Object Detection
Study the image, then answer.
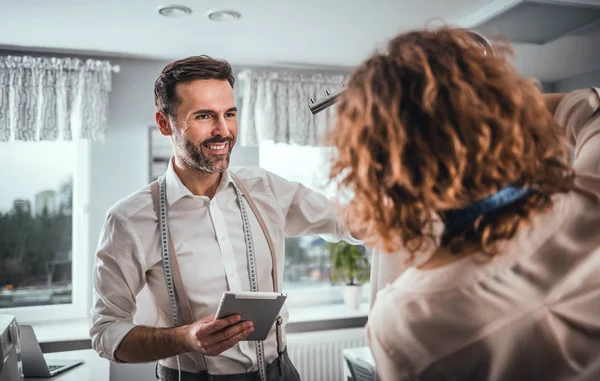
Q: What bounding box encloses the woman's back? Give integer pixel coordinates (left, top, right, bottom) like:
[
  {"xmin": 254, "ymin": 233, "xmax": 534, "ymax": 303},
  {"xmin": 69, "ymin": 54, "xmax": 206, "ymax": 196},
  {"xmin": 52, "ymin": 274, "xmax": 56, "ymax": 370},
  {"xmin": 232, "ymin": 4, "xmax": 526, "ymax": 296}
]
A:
[{"xmin": 367, "ymin": 88, "xmax": 600, "ymax": 380}]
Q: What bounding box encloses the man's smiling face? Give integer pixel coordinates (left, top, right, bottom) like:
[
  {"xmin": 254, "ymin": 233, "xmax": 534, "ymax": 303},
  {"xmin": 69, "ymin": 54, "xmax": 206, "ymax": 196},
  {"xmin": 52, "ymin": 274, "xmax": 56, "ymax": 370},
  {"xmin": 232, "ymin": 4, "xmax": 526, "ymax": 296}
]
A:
[{"xmin": 170, "ymin": 78, "xmax": 238, "ymax": 174}]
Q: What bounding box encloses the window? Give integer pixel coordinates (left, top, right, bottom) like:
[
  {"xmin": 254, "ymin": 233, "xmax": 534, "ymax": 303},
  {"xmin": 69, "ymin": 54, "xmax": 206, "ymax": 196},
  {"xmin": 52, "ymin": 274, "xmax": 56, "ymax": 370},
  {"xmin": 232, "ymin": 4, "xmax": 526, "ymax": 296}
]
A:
[
  {"xmin": 258, "ymin": 141, "xmax": 370, "ymax": 308},
  {"xmin": 0, "ymin": 141, "xmax": 90, "ymax": 323}
]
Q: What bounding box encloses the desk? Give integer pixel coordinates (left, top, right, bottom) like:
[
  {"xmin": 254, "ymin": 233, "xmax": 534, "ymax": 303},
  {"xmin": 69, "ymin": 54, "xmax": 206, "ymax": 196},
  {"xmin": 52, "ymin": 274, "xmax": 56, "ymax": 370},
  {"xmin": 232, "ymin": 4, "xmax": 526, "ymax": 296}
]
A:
[
  {"xmin": 25, "ymin": 349, "xmax": 110, "ymax": 381},
  {"xmin": 342, "ymin": 346, "xmax": 375, "ymax": 381}
]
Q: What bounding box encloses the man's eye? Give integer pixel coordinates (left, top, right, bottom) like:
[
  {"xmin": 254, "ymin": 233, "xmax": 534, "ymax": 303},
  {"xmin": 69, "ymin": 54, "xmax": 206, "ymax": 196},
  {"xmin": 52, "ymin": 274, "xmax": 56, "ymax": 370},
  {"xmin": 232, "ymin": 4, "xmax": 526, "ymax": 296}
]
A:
[
  {"xmin": 197, "ymin": 114, "xmax": 210, "ymax": 120},
  {"xmin": 226, "ymin": 112, "xmax": 237, "ymax": 118}
]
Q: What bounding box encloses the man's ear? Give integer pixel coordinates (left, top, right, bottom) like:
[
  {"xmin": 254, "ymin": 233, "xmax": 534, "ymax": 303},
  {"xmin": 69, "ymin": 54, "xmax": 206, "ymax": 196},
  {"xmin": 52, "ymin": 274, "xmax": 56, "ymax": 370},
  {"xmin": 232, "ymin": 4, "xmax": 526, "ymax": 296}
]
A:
[{"xmin": 155, "ymin": 111, "xmax": 173, "ymax": 136}]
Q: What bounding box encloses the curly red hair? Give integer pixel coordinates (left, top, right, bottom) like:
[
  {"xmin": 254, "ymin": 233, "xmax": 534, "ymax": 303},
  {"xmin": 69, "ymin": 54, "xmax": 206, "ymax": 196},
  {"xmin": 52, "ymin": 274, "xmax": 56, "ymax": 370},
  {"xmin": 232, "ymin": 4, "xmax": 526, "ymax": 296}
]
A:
[{"xmin": 327, "ymin": 27, "xmax": 573, "ymax": 258}]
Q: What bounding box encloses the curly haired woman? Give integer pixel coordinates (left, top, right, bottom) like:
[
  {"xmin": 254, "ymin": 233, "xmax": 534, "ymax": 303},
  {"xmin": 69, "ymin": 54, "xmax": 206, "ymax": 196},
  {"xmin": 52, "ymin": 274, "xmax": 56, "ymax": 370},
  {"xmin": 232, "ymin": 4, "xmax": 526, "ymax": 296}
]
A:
[{"xmin": 328, "ymin": 27, "xmax": 600, "ymax": 381}]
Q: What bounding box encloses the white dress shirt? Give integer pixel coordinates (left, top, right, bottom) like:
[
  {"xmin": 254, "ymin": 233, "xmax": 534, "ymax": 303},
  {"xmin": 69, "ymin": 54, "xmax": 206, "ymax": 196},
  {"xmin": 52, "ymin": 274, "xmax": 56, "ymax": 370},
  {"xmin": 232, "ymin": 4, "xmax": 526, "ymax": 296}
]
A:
[{"xmin": 90, "ymin": 160, "xmax": 359, "ymax": 374}]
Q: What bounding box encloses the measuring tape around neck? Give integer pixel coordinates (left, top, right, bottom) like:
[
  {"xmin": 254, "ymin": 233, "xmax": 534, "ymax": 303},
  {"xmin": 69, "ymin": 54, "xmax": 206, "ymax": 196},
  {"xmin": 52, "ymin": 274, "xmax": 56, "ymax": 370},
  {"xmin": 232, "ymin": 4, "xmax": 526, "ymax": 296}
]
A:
[
  {"xmin": 234, "ymin": 184, "xmax": 268, "ymax": 381},
  {"xmin": 158, "ymin": 176, "xmax": 181, "ymax": 328}
]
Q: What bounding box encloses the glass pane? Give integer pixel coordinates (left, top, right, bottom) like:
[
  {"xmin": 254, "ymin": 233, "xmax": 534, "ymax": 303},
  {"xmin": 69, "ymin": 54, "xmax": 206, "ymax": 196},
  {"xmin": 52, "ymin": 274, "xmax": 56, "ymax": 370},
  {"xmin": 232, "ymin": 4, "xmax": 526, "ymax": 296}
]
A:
[
  {"xmin": 259, "ymin": 141, "xmax": 370, "ymax": 307},
  {"xmin": 258, "ymin": 141, "xmax": 335, "ymax": 198},
  {"xmin": 283, "ymin": 236, "xmax": 332, "ymax": 289},
  {"xmin": 0, "ymin": 141, "xmax": 75, "ymax": 308}
]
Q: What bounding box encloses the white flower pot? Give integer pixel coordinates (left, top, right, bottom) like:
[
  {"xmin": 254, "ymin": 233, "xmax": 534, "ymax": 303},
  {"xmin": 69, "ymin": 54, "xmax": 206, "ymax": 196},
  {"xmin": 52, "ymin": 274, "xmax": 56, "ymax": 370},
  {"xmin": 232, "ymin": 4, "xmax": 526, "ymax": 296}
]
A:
[{"xmin": 343, "ymin": 284, "xmax": 362, "ymax": 310}]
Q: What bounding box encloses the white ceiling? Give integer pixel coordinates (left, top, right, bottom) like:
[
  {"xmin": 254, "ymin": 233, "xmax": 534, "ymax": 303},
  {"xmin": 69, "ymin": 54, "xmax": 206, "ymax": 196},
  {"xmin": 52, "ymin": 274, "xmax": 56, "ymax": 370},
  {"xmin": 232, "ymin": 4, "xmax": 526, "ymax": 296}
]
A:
[{"xmin": 1, "ymin": 0, "xmax": 600, "ymax": 82}]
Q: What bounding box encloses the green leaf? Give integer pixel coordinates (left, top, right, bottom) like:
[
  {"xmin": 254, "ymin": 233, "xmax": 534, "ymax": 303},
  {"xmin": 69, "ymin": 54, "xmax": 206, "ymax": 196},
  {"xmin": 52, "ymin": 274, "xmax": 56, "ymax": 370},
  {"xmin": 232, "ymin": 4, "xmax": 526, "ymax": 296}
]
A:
[{"xmin": 326, "ymin": 241, "xmax": 370, "ymax": 286}]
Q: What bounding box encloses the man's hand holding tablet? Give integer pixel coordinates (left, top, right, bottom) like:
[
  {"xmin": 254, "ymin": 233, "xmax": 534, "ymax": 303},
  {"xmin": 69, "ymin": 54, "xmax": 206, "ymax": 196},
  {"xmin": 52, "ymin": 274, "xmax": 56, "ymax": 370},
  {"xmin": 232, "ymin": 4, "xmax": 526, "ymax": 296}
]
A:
[
  {"xmin": 184, "ymin": 314, "xmax": 255, "ymax": 356},
  {"xmin": 215, "ymin": 291, "xmax": 287, "ymax": 341}
]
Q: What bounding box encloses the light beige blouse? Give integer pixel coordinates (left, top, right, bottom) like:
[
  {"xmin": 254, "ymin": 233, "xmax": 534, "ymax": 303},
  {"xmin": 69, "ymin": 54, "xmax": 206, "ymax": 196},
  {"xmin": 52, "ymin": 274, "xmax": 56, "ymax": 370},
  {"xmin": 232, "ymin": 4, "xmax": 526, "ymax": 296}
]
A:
[{"xmin": 367, "ymin": 88, "xmax": 600, "ymax": 381}]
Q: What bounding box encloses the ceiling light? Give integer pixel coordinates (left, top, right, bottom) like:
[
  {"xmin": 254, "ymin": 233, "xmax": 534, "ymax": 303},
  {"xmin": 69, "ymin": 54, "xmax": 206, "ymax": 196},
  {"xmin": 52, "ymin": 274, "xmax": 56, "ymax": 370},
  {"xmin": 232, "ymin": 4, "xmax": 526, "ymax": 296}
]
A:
[
  {"xmin": 157, "ymin": 5, "xmax": 192, "ymax": 17},
  {"xmin": 206, "ymin": 9, "xmax": 241, "ymax": 22}
]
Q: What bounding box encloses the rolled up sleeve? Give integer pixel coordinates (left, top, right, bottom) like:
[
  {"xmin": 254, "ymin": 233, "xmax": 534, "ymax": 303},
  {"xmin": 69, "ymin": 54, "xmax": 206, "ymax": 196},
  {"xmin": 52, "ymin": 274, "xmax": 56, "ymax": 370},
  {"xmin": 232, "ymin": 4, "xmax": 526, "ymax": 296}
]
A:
[
  {"xmin": 90, "ymin": 212, "xmax": 145, "ymax": 362},
  {"xmin": 264, "ymin": 170, "xmax": 362, "ymax": 244},
  {"xmin": 555, "ymin": 87, "xmax": 600, "ymax": 174}
]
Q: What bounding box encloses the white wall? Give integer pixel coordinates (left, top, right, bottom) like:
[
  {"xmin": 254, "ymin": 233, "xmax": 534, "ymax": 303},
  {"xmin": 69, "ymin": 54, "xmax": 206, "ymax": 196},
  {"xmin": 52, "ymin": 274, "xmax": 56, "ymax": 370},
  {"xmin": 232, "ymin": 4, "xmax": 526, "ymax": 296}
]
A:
[
  {"xmin": 541, "ymin": 81, "xmax": 556, "ymax": 93},
  {"xmin": 87, "ymin": 57, "xmax": 160, "ymax": 281},
  {"xmin": 555, "ymin": 68, "xmax": 600, "ymax": 93}
]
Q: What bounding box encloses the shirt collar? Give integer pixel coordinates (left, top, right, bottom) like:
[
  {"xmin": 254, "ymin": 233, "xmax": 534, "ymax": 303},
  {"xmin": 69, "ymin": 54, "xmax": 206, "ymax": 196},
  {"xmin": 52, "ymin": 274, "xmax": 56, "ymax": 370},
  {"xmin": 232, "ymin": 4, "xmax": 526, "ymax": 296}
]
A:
[{"xmin": 164, "ymin": 157, "xmax": 233, "ymax": 205}]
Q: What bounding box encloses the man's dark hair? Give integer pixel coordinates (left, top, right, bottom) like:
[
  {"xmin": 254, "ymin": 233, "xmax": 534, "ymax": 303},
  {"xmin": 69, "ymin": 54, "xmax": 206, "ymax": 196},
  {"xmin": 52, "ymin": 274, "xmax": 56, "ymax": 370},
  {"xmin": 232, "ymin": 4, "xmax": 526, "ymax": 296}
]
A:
[{"xmin": 154, "ymin": 55, "xmax": 234, "ymax": 117}]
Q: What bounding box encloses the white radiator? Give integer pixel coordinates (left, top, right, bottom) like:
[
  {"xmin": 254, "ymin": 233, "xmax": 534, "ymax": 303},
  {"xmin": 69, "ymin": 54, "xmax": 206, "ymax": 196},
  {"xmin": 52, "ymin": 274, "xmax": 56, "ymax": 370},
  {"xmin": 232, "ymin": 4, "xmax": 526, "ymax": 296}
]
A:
[{"xmin": 286, "ymin": 328, "xmax": 367, "ymax": 381}]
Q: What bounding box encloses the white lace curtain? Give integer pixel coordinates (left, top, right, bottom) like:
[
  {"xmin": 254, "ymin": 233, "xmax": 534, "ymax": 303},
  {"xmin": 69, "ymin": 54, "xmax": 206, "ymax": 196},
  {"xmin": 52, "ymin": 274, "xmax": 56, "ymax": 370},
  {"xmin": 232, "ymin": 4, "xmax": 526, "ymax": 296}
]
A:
[
  {"xmin": 0, "ymin": 55, "xmax": 115, "ymax": 141},
  {"xmin": 237, "ymin": 69, "xmax": 347, "ymax": 147}
]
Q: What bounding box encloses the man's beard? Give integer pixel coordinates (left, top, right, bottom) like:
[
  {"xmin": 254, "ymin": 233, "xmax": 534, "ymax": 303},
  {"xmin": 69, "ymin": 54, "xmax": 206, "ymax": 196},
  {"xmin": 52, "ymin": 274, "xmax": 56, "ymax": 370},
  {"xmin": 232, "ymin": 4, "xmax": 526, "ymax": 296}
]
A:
[{"xmin": 174, "ymin": 133, "xmax": 234, "ymax": 174}]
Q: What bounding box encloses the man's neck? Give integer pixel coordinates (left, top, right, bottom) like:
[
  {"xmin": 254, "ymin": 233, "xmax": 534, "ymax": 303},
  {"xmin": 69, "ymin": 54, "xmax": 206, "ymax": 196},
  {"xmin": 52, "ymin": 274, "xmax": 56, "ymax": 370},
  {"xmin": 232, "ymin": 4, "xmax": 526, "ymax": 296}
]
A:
[{"xmin": 172, "ymin": 157, "xmax": 223, "ymax": 199}]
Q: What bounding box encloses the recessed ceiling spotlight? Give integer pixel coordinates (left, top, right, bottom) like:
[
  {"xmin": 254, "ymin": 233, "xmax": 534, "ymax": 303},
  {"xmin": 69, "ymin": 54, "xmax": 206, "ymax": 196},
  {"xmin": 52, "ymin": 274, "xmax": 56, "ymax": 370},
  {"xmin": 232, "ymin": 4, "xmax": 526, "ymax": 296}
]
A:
[
  {"xmin": 157, "ymin": 5, "xmax": 193, "ymax": 17},
  {"xmin": 206, "ymin": 9, "xmax": 241, "ymax": 22}
]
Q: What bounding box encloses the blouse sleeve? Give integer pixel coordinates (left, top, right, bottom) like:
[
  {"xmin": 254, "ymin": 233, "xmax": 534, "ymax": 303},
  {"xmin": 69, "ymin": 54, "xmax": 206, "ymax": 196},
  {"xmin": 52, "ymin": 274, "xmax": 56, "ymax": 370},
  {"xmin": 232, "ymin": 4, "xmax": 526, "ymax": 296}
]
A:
[{"xmin": 554, "ymin": 88, "xmax": 600, "ymax": 174}]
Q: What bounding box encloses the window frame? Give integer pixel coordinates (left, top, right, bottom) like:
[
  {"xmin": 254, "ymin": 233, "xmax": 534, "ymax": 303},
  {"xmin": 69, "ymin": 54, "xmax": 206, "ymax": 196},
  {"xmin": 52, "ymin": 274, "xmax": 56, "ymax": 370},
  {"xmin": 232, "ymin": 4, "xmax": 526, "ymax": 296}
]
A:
[{"xmin": 1, "ymin": 140, "xmax": 91, "ymax": 324}]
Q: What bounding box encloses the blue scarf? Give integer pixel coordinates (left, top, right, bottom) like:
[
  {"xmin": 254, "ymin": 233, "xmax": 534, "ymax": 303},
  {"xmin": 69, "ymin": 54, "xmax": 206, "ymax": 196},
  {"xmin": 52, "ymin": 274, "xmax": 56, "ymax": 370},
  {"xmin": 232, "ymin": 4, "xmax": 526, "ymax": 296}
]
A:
[{"xmin": 443, "ymin": 186, "xmax": 533, "ymax": 236}]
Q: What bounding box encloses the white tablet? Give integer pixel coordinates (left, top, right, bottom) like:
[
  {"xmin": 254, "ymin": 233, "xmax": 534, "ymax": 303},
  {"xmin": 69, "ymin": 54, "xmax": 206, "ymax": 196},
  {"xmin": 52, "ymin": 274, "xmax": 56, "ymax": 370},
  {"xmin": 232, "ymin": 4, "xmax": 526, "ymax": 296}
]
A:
[{"xmin": 215, "ymin": 291, "xmax": 287, "ymax": 341}]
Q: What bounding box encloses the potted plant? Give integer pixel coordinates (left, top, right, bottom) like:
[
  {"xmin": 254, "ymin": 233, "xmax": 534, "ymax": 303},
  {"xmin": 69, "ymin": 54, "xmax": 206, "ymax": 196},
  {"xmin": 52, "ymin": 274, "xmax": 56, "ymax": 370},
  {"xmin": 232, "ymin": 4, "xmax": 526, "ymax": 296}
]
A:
[{"xmin": 325, "ymin": 241, "xmax": 370, "ymax": 310}]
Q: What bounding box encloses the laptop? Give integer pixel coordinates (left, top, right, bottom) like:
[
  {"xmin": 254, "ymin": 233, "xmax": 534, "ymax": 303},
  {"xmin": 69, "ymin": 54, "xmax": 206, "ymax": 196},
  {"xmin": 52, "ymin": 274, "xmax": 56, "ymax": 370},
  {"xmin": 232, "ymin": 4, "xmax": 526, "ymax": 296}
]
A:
[{"xmin": 20, "ymin": 325, "xmax": 83, "ymax": 378}]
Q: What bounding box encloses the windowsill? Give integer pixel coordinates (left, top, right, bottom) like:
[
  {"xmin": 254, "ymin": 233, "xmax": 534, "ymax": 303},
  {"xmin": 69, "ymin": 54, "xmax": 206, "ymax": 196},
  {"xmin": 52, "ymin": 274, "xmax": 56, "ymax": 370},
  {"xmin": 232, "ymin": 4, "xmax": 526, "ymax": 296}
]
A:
[
  {"xmin": 288, "ymin": 302, "xmax": 369, "ymax": 323},
  {"xmin": 31, "ymin": 303, "xmax": 369, "ymax": 349},
  {"xmin": 285, "ymin": 302, "xmax": 369, "ymax": 333},
  {"xmin": 32, "ymin": 318, "xmax": 91, "ymax": 344}
]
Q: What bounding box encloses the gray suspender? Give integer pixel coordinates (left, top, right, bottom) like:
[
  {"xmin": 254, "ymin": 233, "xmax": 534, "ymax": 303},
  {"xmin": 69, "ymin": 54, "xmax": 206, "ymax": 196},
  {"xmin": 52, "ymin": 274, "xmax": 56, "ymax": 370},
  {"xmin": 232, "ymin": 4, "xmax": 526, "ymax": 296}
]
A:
[
  {"xmin": 151, "ymin": 178, "xmax": 207, "ymax": 371},
  {"xmin": 150, "ymin": 172, "xmax": 284, "ymax": 379}
]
